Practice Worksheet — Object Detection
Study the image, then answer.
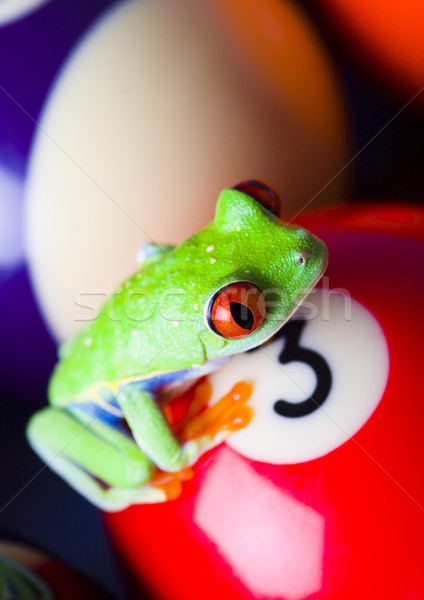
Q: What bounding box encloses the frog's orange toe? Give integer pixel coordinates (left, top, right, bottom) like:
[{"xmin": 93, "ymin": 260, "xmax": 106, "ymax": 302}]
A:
[
  {"xmin": 156, "ymin": 379, "xmax": 254, "ymax": 501},
  {"xmin": 150, "ymin": 467, "xmax": 195, "ymax": 501},
  {"xmin": 178, "ymin": 380, "xmax": 254, "ymax": 442}
]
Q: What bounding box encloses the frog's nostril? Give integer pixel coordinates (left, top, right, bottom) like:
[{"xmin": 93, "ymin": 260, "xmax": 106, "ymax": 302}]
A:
[{"xmin": 294, "ymin": 249, "xmax": 311, "ymax": 266}]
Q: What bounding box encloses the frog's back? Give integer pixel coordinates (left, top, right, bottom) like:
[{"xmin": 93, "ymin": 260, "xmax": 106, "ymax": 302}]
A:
[
  {"xmin": 48, "ymin": 271, "xmax": 170, "ymax": 405},
  {"xmin": 48, "ymin": 259, "xmax": 207, "ymax": 406}
]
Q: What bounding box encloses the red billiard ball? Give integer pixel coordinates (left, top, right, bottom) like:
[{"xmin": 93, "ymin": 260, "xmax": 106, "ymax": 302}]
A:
[{"xmin": 107, "ymin": 203, "xmax": 424, "ymax": 600}]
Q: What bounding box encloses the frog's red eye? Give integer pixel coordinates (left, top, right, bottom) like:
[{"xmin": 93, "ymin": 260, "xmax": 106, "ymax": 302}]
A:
[
  {"xmin": 209, "ymin": 282, "xmax": 266, "ymax": 339},
  {"xmin": 233, "ymin": 180, "xmax": 280, "ymax": 217}
]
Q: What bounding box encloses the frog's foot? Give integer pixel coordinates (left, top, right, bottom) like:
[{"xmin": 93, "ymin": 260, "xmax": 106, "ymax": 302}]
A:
[
  {"xmin": 27, "ymin": 383, "xmax": 253, "ymax": 509},
  {"xmin": 149, "ymin": 466, "xmax": 196, "ymax": 501},
  {"xmin": 144, "ymin": 380, "xmax": 253, "ymax": 500},
  {"xmin": 164, "ymin": 379, "xmax": 254, "ymax": 467},
  {"xmin": 26, "ymin": 407, "xmax": 166, "ymax": 511}
]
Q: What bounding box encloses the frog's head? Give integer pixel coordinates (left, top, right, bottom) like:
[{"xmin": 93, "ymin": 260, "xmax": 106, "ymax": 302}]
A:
[{"xmin": 198, "ymin": 182, "xmax": 328, "ymax": 358}]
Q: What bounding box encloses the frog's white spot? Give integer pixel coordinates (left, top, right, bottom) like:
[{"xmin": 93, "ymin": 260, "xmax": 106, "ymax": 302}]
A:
[
  {"xmin": 245, "ymin": 270, "xmax": 251, "ymax": 274},
  {"xmin": 172, "ymin": 321, "xmax": 179, "ymax": 326},
  {"xmin": 210, "ymin": 257, "xmax": 216, "ymax": 264},
  {"xmin": 206, "ymin": 244, "xmax": 215, "ymax": 253},
  {"xmin": 193, "ymin": 303, "xmax": 199, "ymax": 311},
  {"xmin": 130, "ymin": 329, "xmax": 138, "ymax": 336},
  {"xmin": 233, "ymin": 393, "xmax": 240, "ymax": 400},
  {"xmin": 84, "ymin": 337, "xmax": 92, "ymax": 347},
  {"xmin": 236, "ymin": 225, "xmax": 241, "ymax": 232}
]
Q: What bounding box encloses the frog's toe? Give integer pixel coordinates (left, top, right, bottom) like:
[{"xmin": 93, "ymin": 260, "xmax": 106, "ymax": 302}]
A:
[{"xmin": 173, "ymin": 380, "xmax": 254, "ymax": 466}]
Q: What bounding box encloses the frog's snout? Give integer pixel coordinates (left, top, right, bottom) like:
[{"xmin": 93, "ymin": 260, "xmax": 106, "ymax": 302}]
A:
[{"xmin": 294, "ymin": 227, "xmax": 328, "ymax": 273}]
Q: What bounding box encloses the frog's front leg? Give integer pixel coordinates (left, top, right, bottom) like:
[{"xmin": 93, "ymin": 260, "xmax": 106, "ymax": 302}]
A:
[
  {"xmin": 117, "ymin": 385, "xmax": 240, "ymax": 472},
  {"xmin": 117, "ymin": 386, "xmax": 187, "ymax": 472},
  {"xmin": 26, "ymin": 405, "xmax": 164, "ymax": 511}
]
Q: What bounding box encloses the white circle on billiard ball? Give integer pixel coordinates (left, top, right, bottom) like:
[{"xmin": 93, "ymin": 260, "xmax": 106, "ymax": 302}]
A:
[
  {"xmin": 208, "ymin": 288, "xmax": 389, "ymax": 464},
  {"xmin": 0, "ymin": 0, "xmax": 50, "ymax": 26}
]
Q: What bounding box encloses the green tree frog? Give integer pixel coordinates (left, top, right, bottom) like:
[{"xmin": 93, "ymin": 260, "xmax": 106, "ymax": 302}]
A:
[{"xmin": 27, "ymin": 182, "xmax": 328, "ymax": 510}]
